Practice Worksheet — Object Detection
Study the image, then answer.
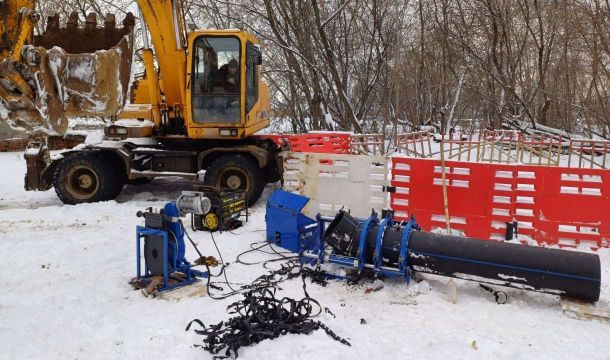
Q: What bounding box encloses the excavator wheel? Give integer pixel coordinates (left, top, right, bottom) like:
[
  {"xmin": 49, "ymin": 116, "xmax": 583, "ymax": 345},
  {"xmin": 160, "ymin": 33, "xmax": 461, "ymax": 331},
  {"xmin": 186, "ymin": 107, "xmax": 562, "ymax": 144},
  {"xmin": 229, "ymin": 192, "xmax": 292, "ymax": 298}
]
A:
[
  {"xmin": 53, "ymin": 152, "xmax": 124, "ymax": 204},
  {"xmin": 203, "ymin": 154, "xmax": 265, "ymax": 206}
]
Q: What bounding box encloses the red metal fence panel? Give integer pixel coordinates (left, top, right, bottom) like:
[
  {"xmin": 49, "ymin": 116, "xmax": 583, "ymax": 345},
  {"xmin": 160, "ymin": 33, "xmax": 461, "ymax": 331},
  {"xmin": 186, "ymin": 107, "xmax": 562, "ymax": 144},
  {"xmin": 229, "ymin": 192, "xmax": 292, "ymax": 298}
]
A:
[{"xmin": 390, "ymin": 157, "xmax": 610, "ymax": 248}]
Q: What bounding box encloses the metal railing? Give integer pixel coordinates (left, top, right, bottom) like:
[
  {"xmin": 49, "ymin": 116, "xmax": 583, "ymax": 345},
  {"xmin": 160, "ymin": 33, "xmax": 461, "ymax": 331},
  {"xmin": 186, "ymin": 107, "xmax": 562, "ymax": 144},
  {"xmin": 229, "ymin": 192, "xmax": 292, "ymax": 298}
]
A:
[
  {"xmin": 349, "ymin": 129, "xmax": 610, "ymax": 169},
  {"xmin": 395, "ymin": 131, "xmax": 434, "ymax": 158},
  {"xmin": 443, "ymin": 130, "xmax": 563, "ymax": 166},
  {"xmin": 566, "ymin": 140, "xmax": 610, "ymax": 169},
  {"xmin": 350, "ymin": 134, "xmax": 385, "ymax": 155}
]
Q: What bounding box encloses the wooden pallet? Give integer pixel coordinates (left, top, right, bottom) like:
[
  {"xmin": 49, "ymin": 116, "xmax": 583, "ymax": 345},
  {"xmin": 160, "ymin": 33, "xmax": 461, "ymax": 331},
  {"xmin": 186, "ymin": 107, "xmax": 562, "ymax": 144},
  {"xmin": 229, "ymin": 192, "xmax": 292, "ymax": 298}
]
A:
[
  {"xmin": 131, "ymin": 276, "xmax": 208, "ymax": 300},
  {"xmin": 561, "ymin": 298, "xmax": 610, "ymax": 324},
  {"xmin": 155, "ymin": 283, "xmax": 208, "ymax": 301}
]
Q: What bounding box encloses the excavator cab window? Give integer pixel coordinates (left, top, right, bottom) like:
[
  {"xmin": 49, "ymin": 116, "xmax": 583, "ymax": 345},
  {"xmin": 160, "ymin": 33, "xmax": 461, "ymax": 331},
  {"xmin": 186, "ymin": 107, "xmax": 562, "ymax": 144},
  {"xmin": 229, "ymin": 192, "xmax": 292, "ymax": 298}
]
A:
[
  {"xmin": 192, "ymin": 36, "xmax": 241, "ymax": 124},
  {"xmin": 245, "ymin": 41, "xmax": 260, "ymax": 113}
]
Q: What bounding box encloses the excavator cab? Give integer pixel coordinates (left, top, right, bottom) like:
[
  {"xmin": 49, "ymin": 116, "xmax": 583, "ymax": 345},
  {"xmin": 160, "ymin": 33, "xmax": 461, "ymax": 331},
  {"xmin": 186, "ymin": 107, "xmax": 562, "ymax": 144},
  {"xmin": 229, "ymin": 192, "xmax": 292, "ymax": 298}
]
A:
[
  {"xmin": 185, "ymin": 30, "xmax": 270, "ymax": 139},
  {"xmin": 121, "ymin": 29, "xmax": 270, "ymax": 140}
]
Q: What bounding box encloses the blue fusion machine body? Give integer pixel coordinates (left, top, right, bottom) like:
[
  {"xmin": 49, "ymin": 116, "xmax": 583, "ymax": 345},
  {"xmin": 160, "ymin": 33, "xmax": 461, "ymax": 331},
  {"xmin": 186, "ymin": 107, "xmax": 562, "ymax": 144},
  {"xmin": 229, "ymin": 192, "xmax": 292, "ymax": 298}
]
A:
[{"xmin": 135, "ymin": 192, "xmax": 212, "ymax": 292}]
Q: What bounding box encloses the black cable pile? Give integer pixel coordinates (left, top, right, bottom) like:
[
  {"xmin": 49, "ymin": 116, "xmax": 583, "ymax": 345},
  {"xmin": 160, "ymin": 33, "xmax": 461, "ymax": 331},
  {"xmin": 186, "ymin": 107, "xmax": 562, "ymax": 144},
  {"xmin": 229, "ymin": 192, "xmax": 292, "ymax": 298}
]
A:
[
  {"xmin": 186, "ymin": 286, "xmax": 350, "ymax": 359},
  {"xmin": 182, "ymin": 221, "xmax": 348, "ymax": 357},
  {"xmin": 250, "ymin": 261, "xmax": 329, "ymax": 289},
  {"xmin": 199, "ymin": 234, "xmax": 328, "ymax": 299}
]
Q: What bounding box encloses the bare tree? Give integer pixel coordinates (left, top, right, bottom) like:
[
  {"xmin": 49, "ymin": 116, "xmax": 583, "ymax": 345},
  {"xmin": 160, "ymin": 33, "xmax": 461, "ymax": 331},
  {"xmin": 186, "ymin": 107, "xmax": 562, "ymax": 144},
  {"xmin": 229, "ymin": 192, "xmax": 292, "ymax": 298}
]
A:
[{"xmin": 31, "ymin": 0, "xmax": 610, "ymax": 137}]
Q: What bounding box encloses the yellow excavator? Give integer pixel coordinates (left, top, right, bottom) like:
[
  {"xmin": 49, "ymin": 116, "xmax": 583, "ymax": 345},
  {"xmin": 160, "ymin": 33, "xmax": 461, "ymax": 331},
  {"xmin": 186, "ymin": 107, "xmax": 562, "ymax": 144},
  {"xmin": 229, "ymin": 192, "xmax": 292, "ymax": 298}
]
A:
[{"xmin": 1, "ymin": 0, "xmax": 278, "ymax": 205}]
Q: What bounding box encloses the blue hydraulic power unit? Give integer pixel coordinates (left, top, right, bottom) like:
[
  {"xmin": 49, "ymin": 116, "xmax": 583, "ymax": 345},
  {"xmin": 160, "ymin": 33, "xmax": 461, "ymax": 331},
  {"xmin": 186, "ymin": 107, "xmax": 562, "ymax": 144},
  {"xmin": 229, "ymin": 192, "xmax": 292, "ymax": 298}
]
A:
[
  {"xmin": 265, "ymin": 189, "xmax": 601, "ymax": 302},
  {"xmin": 135, "ymin": 192, "xmax": 211, "ymax": 292}
]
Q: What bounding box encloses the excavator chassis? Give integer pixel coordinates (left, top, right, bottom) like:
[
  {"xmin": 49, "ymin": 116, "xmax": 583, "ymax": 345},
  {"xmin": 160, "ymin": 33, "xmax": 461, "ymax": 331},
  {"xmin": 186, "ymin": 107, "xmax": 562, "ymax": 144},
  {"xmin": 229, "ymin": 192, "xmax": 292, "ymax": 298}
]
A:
[{"xmin": 24, "ymin": 137, "xmax": 283, "ymax": 205}]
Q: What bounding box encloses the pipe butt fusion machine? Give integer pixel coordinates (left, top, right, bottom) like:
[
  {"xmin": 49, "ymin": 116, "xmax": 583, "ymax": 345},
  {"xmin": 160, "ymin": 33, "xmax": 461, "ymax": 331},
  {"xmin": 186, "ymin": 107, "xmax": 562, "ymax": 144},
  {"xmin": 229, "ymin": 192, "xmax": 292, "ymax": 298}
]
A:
[
  {"xmin": 135, "ymin": 191, "xmax": 212, "ymax": 292},
  {"xmin": 265, "ymin": 190, "xmax": 601, "ymax": 303}
]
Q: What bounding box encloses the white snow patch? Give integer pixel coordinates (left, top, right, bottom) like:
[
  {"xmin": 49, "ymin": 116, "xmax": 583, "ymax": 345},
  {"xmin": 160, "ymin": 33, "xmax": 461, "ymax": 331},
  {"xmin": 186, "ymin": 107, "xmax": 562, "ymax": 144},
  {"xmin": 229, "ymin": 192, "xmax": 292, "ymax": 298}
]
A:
[
  {"xmin": 115, "ymin": 119, "xmax": 154, "ymax": 128},
  {"xmin": 85, "ymin": 130, "xmax": 105, "ymax": 145},
  {"xmin": 0, "ymin": 152, "xmax": 609, "ymax": 358},
  {"xmin": 498, "ymin": 274, "xmax": 528, "ymax": 282}
]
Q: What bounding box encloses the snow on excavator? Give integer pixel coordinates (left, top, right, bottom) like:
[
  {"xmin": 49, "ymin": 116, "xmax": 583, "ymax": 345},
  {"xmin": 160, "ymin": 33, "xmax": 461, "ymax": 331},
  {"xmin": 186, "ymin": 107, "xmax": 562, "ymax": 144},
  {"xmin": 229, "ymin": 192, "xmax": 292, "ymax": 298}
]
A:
[{"xmin": 0, "ymin": 0, "xmax": 135, "ymax": 135}]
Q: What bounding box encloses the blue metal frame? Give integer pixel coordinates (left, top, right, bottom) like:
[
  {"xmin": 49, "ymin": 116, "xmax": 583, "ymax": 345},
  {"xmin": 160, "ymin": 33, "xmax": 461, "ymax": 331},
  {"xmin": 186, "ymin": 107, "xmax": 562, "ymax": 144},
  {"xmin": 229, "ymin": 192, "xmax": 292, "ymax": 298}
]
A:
[
  {"xmin": 136, "ymin": 225, "xmax": 208, "ymax": 292},
  {"xmin": 398, "ymin": 225, "xmax": 411, "ymax": 281},
  {"xmin": 373, "ymin": 217, "xmax": 390, "ymax": 271},
  {"xmin": 291, "ymin": 212, "xmax": 419, "ymax": 282},
  {"xmin": 357, "ymin": 214, "xmax": 377, "ymax": 271}
]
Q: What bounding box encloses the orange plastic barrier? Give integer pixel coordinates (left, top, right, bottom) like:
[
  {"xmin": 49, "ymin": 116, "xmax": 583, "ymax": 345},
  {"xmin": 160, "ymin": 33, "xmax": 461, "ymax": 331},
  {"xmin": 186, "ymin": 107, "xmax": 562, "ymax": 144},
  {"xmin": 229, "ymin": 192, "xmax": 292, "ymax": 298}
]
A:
[
  {"xmin": 390, "ymin": 157, "xmax": 610, "ymax": 248},
  {"xmin": 287, "ymin": 133, "xmax": 350, "ymax": 154},
  {"xmin": 258, "ymin": 133, "xmax": 351, "ymax": 154}
]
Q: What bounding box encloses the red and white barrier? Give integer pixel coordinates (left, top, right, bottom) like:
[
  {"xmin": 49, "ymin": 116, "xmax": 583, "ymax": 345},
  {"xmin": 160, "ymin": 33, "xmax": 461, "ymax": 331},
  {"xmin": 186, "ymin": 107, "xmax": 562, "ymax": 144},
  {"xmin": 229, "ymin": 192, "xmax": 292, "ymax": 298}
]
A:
[{"xmin": 391, "ymin": 157, "xmax": 610, "ymax": 249}]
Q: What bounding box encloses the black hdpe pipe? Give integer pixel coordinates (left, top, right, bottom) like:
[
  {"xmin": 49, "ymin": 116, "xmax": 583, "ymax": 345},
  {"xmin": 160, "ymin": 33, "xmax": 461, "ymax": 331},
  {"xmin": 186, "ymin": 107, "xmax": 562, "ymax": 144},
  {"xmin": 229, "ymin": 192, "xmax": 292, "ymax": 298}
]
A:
[{"xmin": 324, "ymin": 211, "xmax": 601, "ymax": 302}]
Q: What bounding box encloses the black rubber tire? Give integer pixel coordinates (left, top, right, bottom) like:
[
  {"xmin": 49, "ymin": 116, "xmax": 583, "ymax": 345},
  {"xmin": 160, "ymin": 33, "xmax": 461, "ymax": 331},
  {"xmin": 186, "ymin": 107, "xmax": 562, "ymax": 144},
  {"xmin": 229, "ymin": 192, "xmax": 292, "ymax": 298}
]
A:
[
  {"xmin": 203, "ymin": 154, "xmax": 265, "ymax": 205},
  {"xmin": 128, "ymin": 178, "xmax": 152, "ymax": 185},
  {"xmin": 105, "ymin": 174, "xmax": 126, "ymax": 200},
  {"xmin": 101, "ymin": 153, "xmax": 127, "ymax": 200},
  {"xmin": 54, "ymin": 152, "xmax": 122, "ymax": 204}
]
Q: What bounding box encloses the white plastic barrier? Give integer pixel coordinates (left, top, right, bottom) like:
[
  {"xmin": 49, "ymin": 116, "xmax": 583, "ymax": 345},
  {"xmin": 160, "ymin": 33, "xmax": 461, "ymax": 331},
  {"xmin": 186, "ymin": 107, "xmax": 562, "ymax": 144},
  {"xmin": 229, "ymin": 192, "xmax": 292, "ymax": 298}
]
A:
[{"xmin": 282, "ymin": 152, "xmax": 389, "ymax": 218}]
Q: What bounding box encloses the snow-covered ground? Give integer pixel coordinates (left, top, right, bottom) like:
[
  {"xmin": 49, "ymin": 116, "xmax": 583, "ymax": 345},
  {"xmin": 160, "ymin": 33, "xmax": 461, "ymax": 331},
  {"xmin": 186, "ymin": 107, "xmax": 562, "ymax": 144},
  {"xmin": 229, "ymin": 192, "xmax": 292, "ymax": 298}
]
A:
[{"xmin": 1, "ymin": 151, "xmax": 609, "ymax": 359}]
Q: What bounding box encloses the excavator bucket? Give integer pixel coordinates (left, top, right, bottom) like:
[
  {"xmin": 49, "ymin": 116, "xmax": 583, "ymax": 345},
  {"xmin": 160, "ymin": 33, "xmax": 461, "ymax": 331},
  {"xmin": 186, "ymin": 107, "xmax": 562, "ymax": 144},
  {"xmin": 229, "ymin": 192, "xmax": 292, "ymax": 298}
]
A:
[{"xmin": 0, "ymin": 11, "xmax": 135, "ymax": 136}]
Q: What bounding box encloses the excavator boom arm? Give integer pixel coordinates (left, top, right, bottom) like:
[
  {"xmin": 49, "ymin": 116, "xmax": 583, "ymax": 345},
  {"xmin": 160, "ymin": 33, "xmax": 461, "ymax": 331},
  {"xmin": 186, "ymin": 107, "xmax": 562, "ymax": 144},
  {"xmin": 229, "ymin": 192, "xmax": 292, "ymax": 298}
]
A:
[
  {"xmin": 137, "ymin": 0, "xmax": 188, "ymax": 108},
  {"xmin": 9, "ymin": 8, "xmax": 38, "ymax": 61}
]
